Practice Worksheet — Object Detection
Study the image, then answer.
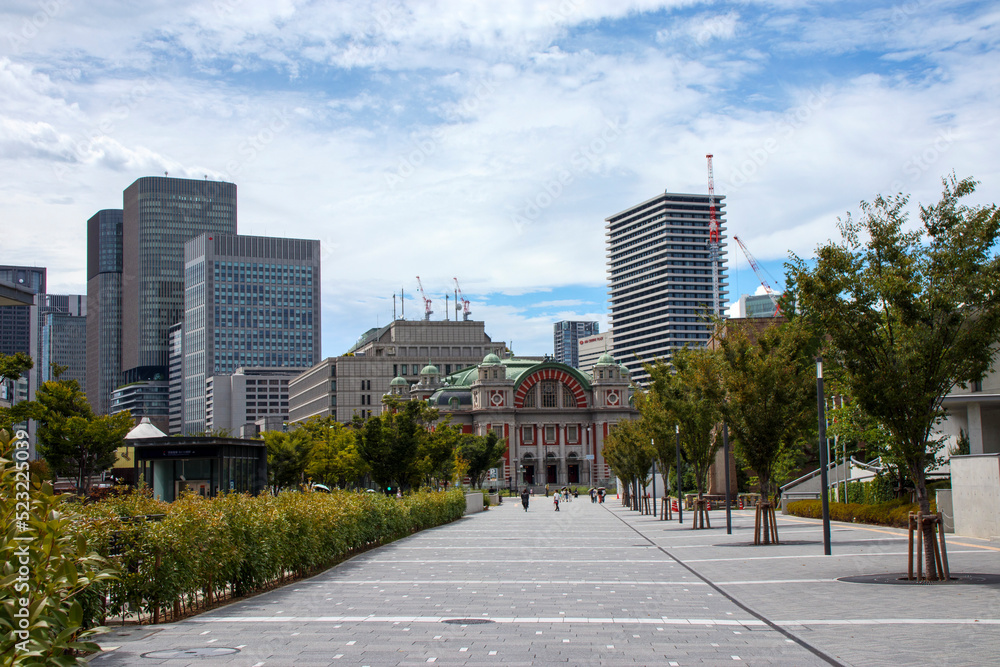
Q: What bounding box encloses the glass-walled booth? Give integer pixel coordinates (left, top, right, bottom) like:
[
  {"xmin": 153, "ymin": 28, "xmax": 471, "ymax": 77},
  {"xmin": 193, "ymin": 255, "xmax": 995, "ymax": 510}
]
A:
[{"xmin": 131, "ymin": 437, "xmax": 267, "ymax": 502}]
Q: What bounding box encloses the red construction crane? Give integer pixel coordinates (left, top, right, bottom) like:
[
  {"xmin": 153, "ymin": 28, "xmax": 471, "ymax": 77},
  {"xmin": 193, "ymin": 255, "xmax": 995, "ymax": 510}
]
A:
[
  {"xmin": 453, "ymin": 277, "xmax": 471, "ymax": 321},
  {"xmin": 415, "ymin": 276, "xmax": 433, "ymax": 320},
  {"xmin": 733, "ymin": 235, "xmax": 781, "ymax": 316},
  {"xmin": 706, "ymin": 154, "xmax": 721, "ymax": 318}
]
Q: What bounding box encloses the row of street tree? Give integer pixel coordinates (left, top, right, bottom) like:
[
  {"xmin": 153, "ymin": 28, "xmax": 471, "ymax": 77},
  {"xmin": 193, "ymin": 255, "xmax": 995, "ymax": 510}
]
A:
[
  {"xmin": 263, "ymin": 396, "xmax": 506, "ymax": 493},
  {"xmin": 603, "ymin": 175, "xmax": 1000, "ymax": 579}
]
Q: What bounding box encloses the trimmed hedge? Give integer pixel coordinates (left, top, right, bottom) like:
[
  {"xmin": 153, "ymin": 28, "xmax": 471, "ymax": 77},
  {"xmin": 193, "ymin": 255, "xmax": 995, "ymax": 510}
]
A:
[
  {"xmin": 786, "ymin": 497, "xmax": 937, "ymax": 528},
  {"xmin": 72, "ymin": 488, "xmax": 466, "ymax": 624}
]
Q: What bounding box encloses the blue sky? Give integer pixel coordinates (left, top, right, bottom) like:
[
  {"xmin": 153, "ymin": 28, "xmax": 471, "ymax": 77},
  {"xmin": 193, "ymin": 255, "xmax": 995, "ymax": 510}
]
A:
[{"xmin": 2, "ymin": 0, "xmax": 998, "ymax": 357}]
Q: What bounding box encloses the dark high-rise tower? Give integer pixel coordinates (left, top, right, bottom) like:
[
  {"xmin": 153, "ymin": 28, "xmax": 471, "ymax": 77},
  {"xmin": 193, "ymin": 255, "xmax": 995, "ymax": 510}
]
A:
[
  {"xmin": 605, "ymin": 191, "xmax": 728, "ymax": 385},
  {"xmin": 121, "ymin": 177, "xmax": 237, "ymax": 384},
  {"xmin": 86, "ymin": 209, "xmax": 123, "ymax": 415},
  {"xmin": 0, "ymin": 266, "xmax": 46, "ymax": 357}
]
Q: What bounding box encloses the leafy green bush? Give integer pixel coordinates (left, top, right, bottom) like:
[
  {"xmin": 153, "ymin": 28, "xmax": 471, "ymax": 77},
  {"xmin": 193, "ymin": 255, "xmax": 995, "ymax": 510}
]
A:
[
  {"xmin": 787, "ymin": 497, "xmax": 936, "ymax": 528},
  {"xmin": 1, "ymin": 429, "xmax": 118, "ymax": 666},
  {"xmin": 69, "ymin": 488, "xmax": 466, "ymax": 624}
]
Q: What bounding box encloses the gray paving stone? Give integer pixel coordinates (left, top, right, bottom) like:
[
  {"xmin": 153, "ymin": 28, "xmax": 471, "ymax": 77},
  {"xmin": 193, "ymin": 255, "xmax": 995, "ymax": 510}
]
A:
[{"xmin": 91, "ymin": 497, "xmax": 1000, "ymax": 666}]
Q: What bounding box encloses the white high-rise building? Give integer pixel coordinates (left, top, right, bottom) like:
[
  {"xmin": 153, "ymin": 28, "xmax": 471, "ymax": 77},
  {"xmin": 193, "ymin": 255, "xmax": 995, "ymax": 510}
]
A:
[{"xmin": 606, "ymin": 190, "xmax": 728, "ymax": 385}]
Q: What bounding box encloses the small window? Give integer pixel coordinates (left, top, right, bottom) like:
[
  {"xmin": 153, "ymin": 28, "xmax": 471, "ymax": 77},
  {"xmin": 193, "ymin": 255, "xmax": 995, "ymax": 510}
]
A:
[
  {"xmin": 521, "ymin": 426, "xmax": 534, "ymax": 443},
  {"xmin": 544, "ymin": 425, "xmax": 557, "ymax": 443},
  {"xmin": 567, "ymin": 425, "xmax": 579, "ymax": 443}
]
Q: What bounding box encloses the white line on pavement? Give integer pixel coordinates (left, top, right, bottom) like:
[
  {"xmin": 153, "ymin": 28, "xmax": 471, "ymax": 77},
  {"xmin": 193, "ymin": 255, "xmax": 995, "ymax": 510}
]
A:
[{"xmin": 682, "ymin": 550, "xmax": 981, "ymax": 563}]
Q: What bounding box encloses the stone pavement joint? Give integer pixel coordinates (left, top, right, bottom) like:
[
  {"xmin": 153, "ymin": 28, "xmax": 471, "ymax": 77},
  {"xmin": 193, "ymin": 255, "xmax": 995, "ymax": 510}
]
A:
[{"xmin": 92, "ymin": 496, "xmax": 1000, "ymax": 666}]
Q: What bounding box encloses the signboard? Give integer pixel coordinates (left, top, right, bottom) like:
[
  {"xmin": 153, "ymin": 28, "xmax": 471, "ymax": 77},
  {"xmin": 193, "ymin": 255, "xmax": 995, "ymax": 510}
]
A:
[{"xmin": 584, "ymin": 455, "xmax": 595, "ymax": 460}]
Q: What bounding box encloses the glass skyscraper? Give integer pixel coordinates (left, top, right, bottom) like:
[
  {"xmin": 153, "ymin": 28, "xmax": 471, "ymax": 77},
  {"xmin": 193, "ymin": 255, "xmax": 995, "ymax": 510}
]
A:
[
  {"xmin": 553, "ymin": 321, "xmax": 599, "ymax": 368},
  {"xmin": 0, "ymin": 265, "xmax": 46, "ymax": 357},
  {"xmin": 86, "ymin": 209, "xmax": 123, "ymax": 415},
  {"xmin": 121, "ymin": 177, "xmax": 237, "ymax": 384},
  {"xmin": 605, "ymin": 191, "xmax": 728, "ymax": 385},
  {"xmin": 181, "ymin": 233, "xmax": 321, "ymax": 434}
]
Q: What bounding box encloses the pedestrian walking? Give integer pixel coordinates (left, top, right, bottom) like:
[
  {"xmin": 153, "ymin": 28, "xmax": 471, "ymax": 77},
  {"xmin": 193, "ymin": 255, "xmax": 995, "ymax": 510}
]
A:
[
  {"xmin": 545, "ymin": 484, "xmax": 550, "ymax": 497},
  {"xmin": 590, "ymin": 487, "xmax": 597, "ymax": 503},
  {"xmin": 553, "ymin": 492, "xmax": 560, "ymax": 511},
  {"xmin": 598, "ymin": 488, "xmax": 605, "ymax": 503},
  {"xmin": 520, "ymin": 488, "xmax": 530, "ymax": 512}
]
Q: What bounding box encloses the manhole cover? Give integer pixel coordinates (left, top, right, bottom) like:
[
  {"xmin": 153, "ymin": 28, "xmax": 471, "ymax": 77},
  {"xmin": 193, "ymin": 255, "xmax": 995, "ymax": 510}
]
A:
[
  {"xmin": 142, "ymin": 648, "xmax": 240, "ymax": 658},
  {"xmin": 838, "ymin": 573, "xmax": 1000, "ymax": 585},
  {"xmin": 442, "ymin": 618, "xmax": 495, "ymax": 625}
]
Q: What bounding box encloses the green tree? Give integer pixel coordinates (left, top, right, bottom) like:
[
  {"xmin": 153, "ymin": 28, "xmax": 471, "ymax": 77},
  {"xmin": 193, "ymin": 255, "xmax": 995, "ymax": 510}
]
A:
[
  {"xmin": 789, "ymin": 175, "xmax": 1000, "ymax": 578},
  {"xmin": 355, "ymin": 398, "xmax": 440, "ymax": 492},
  {"xmin": 716, "ymin": 319, "xmax": 817, "ymax": 504},
  {"xmin": 263, "ymin": 429, "xmax": 312, "ymax": 489},
  {"xmin": 0, "ymin": 352, "xmax": 34, "ymax": 432},
  {"xmin": 458, "ymin": 431, "xmax": 507, "ymax": 489},
  {"xmin": 646, "ymin": 347, "xmax": 723, "ymax": 501},
  {"xmin": 603, "ymin": 418, "xmax": 654, "ymax": 510},
  {"xmin": 300, "ymin": 418, "xmax": 368, "ymax": 488},
  {"xmin": 33, "ymin": 378, "xmax": 133, "ymax": 496},
  {"xmin": 412, "ymin": 421, "xmax": 460, "ymax": 489}
]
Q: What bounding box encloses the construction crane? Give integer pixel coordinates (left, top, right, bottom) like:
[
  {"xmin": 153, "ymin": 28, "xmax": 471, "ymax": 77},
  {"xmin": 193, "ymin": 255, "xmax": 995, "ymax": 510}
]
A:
[
  {"xmin": 706, "ymin": 154, "xmax": 722, "ymax": 318},
  {"xmin": 733, "ymin": 235, "xmax": 781, "ymax": 316},
  {"xmin": 453, "ymin": 277, "xmax": 471, "ymax": 321},
  {"xmin": 415, "ymin": 276, "xmax": 433, "ymax": 320}
]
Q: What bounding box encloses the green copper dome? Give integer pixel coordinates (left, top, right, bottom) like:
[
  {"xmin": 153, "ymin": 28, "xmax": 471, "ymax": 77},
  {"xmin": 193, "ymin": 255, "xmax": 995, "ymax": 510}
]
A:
[
  {"xmin": 420, "ymin": 364, "xmax": 440, "ymax": 375},
  {"xmin": 596, "ymin": 352, "xmax": 616, "ymax": 365},
  {"xmin": 390, "ymin": 376, "xmax": 408, "ymax": 386},
  {"xmin": 482, "ymin": 353, "xmax": 502, "ymax": 365}
]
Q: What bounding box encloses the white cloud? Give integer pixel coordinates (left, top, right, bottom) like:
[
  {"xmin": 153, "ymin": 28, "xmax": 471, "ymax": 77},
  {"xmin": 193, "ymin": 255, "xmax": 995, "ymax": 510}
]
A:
[{"xmin": 1, "ymin": 1, "xmax": 998, "ymax": 357}]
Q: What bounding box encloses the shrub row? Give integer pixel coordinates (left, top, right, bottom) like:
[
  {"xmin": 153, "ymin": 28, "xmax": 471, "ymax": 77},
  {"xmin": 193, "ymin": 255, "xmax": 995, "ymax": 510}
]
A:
[
  {"xmin": 72, "ymin": 488, "xmax": 466, "ymax": 624},
  {"xmin": 786, "ymin": 497, "xmax": 937, "ymax": 528}
]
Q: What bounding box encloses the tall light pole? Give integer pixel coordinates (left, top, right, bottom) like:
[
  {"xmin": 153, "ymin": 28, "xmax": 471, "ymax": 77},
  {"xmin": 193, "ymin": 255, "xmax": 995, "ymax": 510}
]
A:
[
  {"xmin": 817, "ymin": 357, "xmax": 832, "ymax": 555},
  {"xmin": 676, "ymin": 424, "xmax": 683, "ymax": 525},
  {"xmin": 650, "ymin": 439, "xmax": 656, "ymax": 514},
  {"xmin": 723, "ymin": 422, "xmax": 732, "ymax": 535}
]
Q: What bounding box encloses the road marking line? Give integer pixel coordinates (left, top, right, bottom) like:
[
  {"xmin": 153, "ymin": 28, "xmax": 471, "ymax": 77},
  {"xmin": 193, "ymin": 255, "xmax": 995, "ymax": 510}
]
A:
[
  {"xmin": 188, "ymin": 615, "xmax": 766, "ymax": 626},
  {"xmin": 682, "ymin": 550, "xmax": 980, "ymax": 563}
]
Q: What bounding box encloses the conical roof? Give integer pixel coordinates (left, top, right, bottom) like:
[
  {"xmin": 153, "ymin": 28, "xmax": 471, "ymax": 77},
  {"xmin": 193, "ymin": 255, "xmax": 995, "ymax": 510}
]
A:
[{"xmin": 124, "ymin": 417, "xmax": 167, "ymax": 440}]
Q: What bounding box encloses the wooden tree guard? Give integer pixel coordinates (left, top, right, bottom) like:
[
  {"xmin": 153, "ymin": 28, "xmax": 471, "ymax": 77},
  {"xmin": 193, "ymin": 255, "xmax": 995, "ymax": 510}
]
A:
[
  {"xmin": 907, "ymin": 512, "xmax": 951, "ymax": 582},
  {"xmin": 753, "ymin": 501, "xmax": 779, "ymax": 545},
  {"xmin": 691, "ymin": 498, "xmax": 711, "ymax": 529},
  {"xmin": 660, "ymin": 496, "xmax": 672, "ymax": 520},
  {"xmin": 641, "ymin": 495, "xmax": 652, "ymax": 515}
]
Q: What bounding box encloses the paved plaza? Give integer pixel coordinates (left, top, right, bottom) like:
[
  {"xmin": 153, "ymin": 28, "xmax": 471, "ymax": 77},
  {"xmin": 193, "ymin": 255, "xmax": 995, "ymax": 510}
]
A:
[{"xmin": 93, "ymin": 494, "xmax": 1000, "ymax": 666}]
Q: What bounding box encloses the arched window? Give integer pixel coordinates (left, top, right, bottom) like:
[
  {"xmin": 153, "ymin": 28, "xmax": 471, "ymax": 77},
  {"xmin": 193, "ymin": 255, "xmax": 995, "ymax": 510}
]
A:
[
  {"xmin": 562, "ymin": 385, "xmax": 577, "ymax": 408},
  {"xmin": 523, "ymin": 386, "xmax": 536, "ymax": 408},
  {"xmin": 541, "ymin": 380, "xmax": 557, "ymax": 407}
]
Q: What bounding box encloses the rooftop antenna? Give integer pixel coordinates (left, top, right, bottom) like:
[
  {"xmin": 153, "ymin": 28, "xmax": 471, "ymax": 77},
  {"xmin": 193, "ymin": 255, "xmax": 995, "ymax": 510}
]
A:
[{"xmin": 393, "ymin": 293, "xmax": 397, "ymax": 321}]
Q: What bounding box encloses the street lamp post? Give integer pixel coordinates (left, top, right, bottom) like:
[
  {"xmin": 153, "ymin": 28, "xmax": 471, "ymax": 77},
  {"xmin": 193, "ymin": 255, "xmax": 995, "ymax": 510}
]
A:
[
  {"xmin": 817, "ymin": 357, "xmax": 832, "ymax": 556},
  {"xmin": 676, "ymin": 424, "xmax": 683, "ymax": 525},
  {"xmin": 723, "ymin": 422, "xmax": 732, "ymax": 535}
]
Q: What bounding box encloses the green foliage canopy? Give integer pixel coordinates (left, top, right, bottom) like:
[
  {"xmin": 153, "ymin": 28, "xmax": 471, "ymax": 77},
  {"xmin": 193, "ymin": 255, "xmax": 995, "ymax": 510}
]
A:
[{"xmin": 788, "ymin": 175, "xmax": 1000, "ymax": 515}]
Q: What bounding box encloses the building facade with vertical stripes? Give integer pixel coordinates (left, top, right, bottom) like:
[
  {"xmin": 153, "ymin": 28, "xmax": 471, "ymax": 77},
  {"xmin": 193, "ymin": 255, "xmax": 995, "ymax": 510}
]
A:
[
  {"xmin": 181, "ymin": 233, "xmax": 321, "ymax": 434},
  {"xmin": 606, "ymin": 191, "xmax": 728, "ymax": 385}
]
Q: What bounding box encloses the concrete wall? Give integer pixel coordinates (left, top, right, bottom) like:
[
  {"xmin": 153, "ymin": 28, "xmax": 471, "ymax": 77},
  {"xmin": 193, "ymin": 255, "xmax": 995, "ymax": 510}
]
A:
[
  {"xmin": 465, "ymin": 492, "xmax": 484, "ymax": 514},
  {"xmin": 951, "ymin": 454, "xmax": 1000, "ymax": 540}
]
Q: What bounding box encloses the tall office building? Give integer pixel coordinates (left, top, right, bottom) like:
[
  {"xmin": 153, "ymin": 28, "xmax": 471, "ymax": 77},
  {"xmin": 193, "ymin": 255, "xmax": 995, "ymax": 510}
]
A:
[
  {"xmin": 729, "ymin": 293, "xmax": 782, "ymax": 319},
  {"xmin": 31, "ymin": 294, "xmax": 87, "ymax": 391},
  {"xmin": 121, "ymin": 177, "xmax": 237, "ymax": 385},
  {"xmin": 0, "ymin": 266, "xmax": 46, "ymax": 357},
  {"xmin": 553, "ymin": 321, "xmax": 599, "ymax": 368},
  {"xmin": 181, "ymin": 233, "xmax": 321, "ymax": 434},
  {"xmin": 167, "ymin": 323, "xmax": 183, "ymax": 434},
  {"xmin": 606, "ymin": 190, "xmax": 727, "ymax": 385},
  {"xmin": 86, "ymin": 209, "xmax": 123, "ymax": 415}
]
